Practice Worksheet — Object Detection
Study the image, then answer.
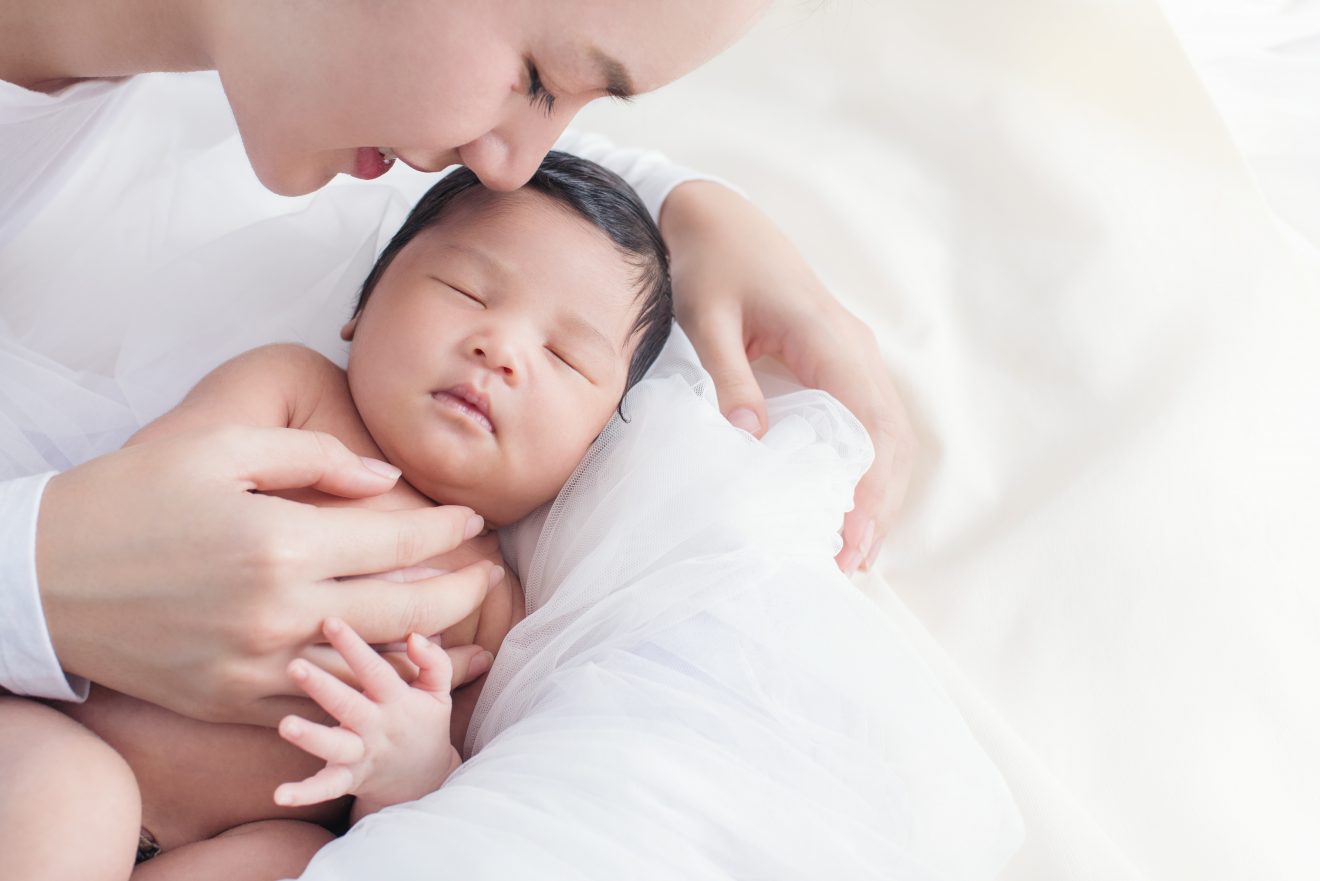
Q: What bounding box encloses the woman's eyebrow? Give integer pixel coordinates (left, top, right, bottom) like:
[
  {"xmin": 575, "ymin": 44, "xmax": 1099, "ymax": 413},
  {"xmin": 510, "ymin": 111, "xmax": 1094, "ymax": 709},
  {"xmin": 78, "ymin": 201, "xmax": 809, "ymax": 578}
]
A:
[{"xmin": 589, "ymin": 47, "xmax": 635, "ymax": 100}]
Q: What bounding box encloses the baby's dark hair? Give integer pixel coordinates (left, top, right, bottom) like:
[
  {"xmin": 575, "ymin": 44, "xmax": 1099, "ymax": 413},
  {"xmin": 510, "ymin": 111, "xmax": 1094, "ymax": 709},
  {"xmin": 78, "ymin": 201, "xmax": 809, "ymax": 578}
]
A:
[{"xmin": 352, "ymin": 151, "xmax": 673, "ymax": 412}]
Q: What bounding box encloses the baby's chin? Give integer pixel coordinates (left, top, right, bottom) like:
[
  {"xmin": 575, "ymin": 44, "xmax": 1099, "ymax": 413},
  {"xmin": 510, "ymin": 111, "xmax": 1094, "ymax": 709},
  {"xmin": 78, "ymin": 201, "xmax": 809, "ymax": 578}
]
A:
[{"xmin": 413, "ymin": 477, "xmax": 550, "ymax": 530}]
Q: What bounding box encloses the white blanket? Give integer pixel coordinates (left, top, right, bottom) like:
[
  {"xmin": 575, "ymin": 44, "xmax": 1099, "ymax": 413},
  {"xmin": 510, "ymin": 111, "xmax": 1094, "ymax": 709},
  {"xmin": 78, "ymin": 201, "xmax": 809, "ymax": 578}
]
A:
[
  {"xmin": 299, "ymin": 330, "xmax": 1020, "ymax": 880},
  {"xmin": 1, "ymin": 0, "xmax": 1317, "ymax": 878}
]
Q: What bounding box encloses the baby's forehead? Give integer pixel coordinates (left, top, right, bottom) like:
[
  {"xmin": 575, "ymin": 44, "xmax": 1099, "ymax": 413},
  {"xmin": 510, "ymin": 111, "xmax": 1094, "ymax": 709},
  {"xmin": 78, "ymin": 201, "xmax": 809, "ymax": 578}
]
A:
[{"xmin": 418, "ymin": 188, "xmax": 645, "ymax": 342}]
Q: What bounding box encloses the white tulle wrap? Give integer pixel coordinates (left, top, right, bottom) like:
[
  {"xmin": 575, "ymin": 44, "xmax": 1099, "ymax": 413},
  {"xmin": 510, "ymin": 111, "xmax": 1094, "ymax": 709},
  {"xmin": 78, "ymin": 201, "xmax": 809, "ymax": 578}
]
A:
[{"xmin": 298, "ymin": 330, "xmax": 1021, "ymax": 881}]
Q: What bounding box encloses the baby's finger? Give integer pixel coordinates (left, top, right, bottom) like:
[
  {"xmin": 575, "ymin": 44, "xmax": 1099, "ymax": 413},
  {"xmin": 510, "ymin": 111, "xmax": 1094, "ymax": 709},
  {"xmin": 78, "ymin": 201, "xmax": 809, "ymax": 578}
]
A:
[
  {"xmin": 288, "ymin": 658, "xmax": 375, "ymax": 731},
  {"xmin": 407, "ymin": 633, "xmax": 456, "ymax": 696},
  {"xmin": 322, "ymin": 617, "xmax": 407, "ymax": 703},
  {"xmin": 274, "ymin": 765, "xmax": 355, "ymax": 807},
  {"xmin": 278, "ymin": 715, "xmax": 366, "ymax": 766},
  {"xmin": 298, "ymin": 646, "xmax": 421, "ymax": 689}
]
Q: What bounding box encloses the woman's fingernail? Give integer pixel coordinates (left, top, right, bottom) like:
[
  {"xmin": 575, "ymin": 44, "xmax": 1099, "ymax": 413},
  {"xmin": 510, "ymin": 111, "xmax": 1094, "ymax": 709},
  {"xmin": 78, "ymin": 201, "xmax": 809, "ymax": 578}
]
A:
[
  {"xmin": 840, "ymin": 549, "xmax": 862, "ymax": 574},
  {"xmin": 381, "ymin": 566, "xmax": 449, "ymax": 583},
  {"xmin": 858, "ymin": 520, "xmax": 877, "ymax": 566},
  {"xmin": 864, "ymin": 532, "xmax": 884, "ymax": 570},
  {"xmin": 470, "ymin": 651, "xmax": 494, "ymax": 678},
  {"xmin": 464, "ymin": 514, "xmax": 485, "ymax": 540},
  {"xmin": 361, "ymin": 456, "xmax": 402, "ymax": 480},
  {"xmin": 729, "ymin": 408, "xmax": 761, "ymax": 434},
  {"xmin": 487, "ymin": 566, "xmax": 505, "ymax": 590}
]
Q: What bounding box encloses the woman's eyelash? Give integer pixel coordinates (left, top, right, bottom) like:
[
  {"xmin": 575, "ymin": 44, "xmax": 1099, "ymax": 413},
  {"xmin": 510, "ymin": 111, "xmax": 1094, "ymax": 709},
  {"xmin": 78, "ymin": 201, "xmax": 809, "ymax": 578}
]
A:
[{"xmin": 526, "ymin": 63, "xmax": 557, "ymax": 117}]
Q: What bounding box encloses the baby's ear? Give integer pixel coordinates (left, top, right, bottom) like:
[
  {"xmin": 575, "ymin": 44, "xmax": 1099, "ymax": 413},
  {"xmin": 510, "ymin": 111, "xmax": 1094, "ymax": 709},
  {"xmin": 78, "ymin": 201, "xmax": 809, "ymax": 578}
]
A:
[{"xmin": 340, "ymin": 317, "xmax": 358, "ymax": 341}]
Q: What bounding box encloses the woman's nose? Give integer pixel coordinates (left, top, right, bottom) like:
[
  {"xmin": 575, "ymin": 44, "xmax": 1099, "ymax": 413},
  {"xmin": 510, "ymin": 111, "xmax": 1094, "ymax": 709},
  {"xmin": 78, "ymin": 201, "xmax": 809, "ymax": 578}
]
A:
[{"xmin": 458, "ymin": 105, "xmax": 578, "ymax": 191}]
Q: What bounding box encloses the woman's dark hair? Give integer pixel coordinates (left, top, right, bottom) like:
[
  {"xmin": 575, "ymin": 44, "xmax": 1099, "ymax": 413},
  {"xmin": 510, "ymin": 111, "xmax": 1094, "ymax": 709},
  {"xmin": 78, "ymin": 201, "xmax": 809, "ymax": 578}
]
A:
[{"xmin": 353, "ymin": 151, "xmax": 673, "ymax": 415}]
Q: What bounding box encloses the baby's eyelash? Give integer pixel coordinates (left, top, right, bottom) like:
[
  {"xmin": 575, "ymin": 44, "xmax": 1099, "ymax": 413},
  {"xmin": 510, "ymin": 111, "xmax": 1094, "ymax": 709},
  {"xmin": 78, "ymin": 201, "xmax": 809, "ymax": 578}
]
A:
[
  {"xmin": 526, "ymin": 62, "xmax": 557, "ymax": 117},
  {"xmin": 547, "ymin": 346, "xmax": 583, "ymax": 376}
]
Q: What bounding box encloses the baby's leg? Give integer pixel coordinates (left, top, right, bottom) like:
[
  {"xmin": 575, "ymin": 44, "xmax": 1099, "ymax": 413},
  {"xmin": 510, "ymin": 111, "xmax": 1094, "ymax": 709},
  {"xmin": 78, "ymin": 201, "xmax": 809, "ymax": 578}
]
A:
[
  {"xmin": 131, "ymin": 819, "xmax": 334, "ymax": 881},
  {"xmin": 0, "ymin": 696, "xmax": 141, "ymax": 881}
]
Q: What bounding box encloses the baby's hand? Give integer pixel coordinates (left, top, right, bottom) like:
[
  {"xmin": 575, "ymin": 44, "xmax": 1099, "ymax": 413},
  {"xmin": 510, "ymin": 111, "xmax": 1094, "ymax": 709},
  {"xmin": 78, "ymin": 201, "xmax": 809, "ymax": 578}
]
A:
[{"xmin": 274, "ymin": 618, "xmax": 486, "ymax": 816}]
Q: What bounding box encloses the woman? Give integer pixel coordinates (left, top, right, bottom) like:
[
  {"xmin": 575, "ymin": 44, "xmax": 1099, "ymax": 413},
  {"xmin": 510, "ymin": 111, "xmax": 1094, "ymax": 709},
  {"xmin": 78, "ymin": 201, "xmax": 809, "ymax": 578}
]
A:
[{"xmin": 0, "ymin": 0, "xmax": 913, "ymax": 727}]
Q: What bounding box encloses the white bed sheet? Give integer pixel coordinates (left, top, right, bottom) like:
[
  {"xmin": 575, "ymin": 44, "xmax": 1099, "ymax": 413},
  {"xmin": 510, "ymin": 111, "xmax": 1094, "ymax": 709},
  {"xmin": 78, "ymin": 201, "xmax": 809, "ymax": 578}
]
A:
[
  {"xmin": 1, "ymin": 0, "xmax": 1317, "ymax": 878},
  {"xmin": 568, "ymin": 2, "xmax": 1317, "ymax": 879}
]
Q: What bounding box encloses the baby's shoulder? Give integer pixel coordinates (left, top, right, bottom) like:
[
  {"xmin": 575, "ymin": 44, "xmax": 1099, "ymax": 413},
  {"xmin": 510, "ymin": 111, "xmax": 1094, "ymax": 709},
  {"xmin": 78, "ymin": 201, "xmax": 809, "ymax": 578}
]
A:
[
  {"xmin": 198, "ymin": 343, "xmax": 349, "ymax": 430},
  {"xmin": 228, "ymin": 342, "xmax": 343, "ymax": 380}
]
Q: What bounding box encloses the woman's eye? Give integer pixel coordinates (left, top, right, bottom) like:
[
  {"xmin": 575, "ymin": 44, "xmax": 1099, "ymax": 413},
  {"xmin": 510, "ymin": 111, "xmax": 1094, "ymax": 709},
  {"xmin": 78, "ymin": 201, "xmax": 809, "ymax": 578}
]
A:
[{"xmin": 525, "ymin": 62, "xmax": 557, "ymax": 117}]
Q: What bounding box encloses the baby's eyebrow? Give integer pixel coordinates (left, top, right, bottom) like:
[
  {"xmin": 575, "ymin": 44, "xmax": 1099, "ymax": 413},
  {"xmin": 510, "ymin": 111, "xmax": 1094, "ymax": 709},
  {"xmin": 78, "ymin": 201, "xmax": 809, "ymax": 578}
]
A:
[
  {"xmin": 440, "ymin": 241, "xmax": 509, "ymax": 280},
  {"xmin": 561, "ymin": 311, "xmax": 617, "ymax": 359}
]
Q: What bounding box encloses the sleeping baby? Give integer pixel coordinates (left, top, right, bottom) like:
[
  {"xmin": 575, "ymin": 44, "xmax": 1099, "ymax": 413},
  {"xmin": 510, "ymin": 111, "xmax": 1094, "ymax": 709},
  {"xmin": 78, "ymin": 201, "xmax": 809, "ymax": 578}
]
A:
[{"xmin": 0, "ymin": 152, "xmax": 673, "ymax": 880}]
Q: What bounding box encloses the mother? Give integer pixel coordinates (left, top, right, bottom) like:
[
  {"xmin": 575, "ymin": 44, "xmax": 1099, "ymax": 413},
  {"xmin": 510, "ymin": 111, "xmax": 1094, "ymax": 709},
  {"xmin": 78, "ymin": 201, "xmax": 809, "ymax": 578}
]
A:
[{"xmin": 0, "ymin": 0, "xmax": 913, "ymax": 726}]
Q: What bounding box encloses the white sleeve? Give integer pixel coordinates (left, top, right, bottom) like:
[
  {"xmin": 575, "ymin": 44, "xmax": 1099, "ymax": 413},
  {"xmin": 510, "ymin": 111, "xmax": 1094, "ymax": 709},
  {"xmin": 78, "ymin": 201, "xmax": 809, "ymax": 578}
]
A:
[
  {"xmin": 552, "ymin": 129, "xmax": 742, "ymax": 224},
  {"xmin": 0, "ymin": 471, "xmax": 88, "ymax": 700}
]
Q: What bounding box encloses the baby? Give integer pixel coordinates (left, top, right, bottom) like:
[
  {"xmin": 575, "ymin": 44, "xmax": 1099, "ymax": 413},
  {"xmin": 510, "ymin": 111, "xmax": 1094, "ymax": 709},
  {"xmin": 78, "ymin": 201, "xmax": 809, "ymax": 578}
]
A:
[{"xmin": 0, "ymin": 152, "xmax": 673, "ymax": 880}]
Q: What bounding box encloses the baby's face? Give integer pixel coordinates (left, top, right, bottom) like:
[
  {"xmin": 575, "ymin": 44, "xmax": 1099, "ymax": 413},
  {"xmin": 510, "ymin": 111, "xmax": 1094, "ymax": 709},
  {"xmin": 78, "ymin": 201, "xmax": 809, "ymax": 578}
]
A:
[{"xmin": 344, "ymin": 189, "xmax": 641, "ymax": 524}]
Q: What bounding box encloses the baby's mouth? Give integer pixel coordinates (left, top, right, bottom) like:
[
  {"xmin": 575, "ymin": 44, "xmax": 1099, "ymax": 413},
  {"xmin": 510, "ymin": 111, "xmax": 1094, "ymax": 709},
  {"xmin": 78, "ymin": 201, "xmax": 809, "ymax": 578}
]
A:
[{"xmin": 433, "ymin": 387, "xmax": 494, "ymax": 433}]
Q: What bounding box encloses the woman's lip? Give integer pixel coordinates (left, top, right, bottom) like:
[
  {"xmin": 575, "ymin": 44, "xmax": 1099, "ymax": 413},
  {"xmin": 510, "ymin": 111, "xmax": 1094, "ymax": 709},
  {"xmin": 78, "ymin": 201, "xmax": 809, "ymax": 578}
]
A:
[
  {"xmin": 351, "ymin": 147, "xmax": 392, "ymax": 180},
  {"xmin": 432, "ymin": 391, "xmax": 495, "ymax": 433}
]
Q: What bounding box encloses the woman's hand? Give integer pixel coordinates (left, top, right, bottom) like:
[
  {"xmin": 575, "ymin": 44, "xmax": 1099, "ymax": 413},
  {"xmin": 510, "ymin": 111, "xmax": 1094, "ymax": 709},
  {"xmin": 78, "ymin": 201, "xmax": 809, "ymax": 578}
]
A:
[
  {"xmin": 274, "ymin": 618, "xmax": 483, "ymax": 818},
  {"xmin": 660, "ymin": 182, "xmax": 916, "ymax": 572},
  {"xmin": 36, "ymin": 425, "xmax": 500, "ymax": 726}
]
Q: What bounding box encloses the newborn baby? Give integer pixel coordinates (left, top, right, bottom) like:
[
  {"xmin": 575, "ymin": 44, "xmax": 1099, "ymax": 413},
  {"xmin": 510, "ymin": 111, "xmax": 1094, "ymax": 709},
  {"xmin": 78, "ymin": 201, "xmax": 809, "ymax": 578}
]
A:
[{"xmin": 0, "ymin": 152, "xmax": 672, "ymax": 880}]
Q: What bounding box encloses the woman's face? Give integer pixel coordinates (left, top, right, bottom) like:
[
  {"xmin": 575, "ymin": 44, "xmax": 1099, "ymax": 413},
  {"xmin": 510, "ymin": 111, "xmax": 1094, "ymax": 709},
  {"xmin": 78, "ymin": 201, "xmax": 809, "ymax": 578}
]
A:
[{"xmin": 214, "ymin": 0, "xmax": 765, "ymax": 196}]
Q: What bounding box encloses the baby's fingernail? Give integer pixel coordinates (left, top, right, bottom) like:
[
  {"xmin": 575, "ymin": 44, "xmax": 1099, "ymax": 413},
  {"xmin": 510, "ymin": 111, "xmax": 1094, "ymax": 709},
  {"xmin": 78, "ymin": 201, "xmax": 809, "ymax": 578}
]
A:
[
  {"xmin": 283, "ymin": 718, "xmax": 302, "ymax": 738},
  {"xmin": 487, "ymin": 565, "xmax": 504, "ymax": 590},
  {"xmin": 729, "ymin": 408, "xmax": 761, "ymax": 434},
  {"xmin": 464, "ymin": 514, "xmax": 485, "ymax": 540},
  {"xmin": 470, "ymin": 651, "xmax": 494, "ymax": 678},
  {"xmin": 324, "ymin": 617, "xmax": 344, "ymax": 636},
  {"xmin": 289, "ymin": 661, "xmax": 308, "ymax": 681},
  {"xmin": 274, "ymin": 787, "xmax": 292, "ymax": 806},
  {"xmin": 360, "ymin": 456, "xmax": 401, "ymax": 480}
]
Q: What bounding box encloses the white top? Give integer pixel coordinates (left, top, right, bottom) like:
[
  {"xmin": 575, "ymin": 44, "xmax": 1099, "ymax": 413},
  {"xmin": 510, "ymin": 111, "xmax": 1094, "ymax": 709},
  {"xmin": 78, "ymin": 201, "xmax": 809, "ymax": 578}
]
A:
[
  {"xmin": 0, "ymin": 76, "xmax": 131, "ymax": 700},
  {"xmin": 0, "ymin": 74, "xmax": 714, "ymax": 700}
]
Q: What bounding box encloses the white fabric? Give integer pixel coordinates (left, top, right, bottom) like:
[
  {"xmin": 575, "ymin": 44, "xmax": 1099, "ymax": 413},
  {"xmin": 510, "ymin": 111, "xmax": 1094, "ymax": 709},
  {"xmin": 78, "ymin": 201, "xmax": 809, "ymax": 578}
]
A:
[
  {"xmin": 299, "ymin": 328, "xmax": 1021, "ymax": 881},
  {"xmin": 0, "ymin": 72, "xmax": 709, "ymax": 698},
  {"xmin": 559, "ymin": 4, "xmax": 1312, "ymax": 880},
  {"xmin": 0, "ymin": 470, "xmax": 85, "ymax": 699},
  {"xmin": 1157, "ymin": 0, "xmax": 1320, "ymax": 251},
  {"xmin": 0, "ymin": 75, "xmax": 133, "ymax": 700},
  {"xmin": 0, "ymin": 76, "xmax": 133, "ymax": 251}
]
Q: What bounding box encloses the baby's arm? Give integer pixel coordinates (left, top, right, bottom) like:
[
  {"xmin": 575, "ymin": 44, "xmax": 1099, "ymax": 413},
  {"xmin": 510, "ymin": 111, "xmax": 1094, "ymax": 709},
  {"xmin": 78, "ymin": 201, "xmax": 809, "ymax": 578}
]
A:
[
  {"xmin": 126, "ymin": 343, "xmax": 335, "ymax": 446},
  {"xmin": 274, "ymin": 619, "xmax": 466, "ymax": 822}
]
